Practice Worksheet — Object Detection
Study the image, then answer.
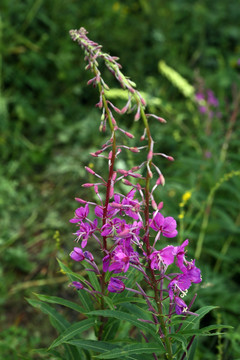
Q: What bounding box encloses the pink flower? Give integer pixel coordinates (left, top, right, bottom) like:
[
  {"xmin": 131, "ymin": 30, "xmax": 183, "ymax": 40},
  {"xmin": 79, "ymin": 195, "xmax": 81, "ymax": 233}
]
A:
[
  {"xmin": 110, "ymin": 189, "xmax": 141, "ymax": 220},
  {"xmin": 95, "ymin": 204, "xmax": 118, "ymax": 218},
  {"xmin": 75, "ymin": 219, "xmax": 98, "ymax": 248},
  {"xmin": 174, "ymin": 296, "xmax": 188, "ymax": 314},
  {"xmin": 69, "ymin": 204, "xmax": 89, "ymax": 223},
  {"xmin": 150, "ymin": 212, "xmax": 178, "ymax": 238},
  {"xmin": 100, "ymin": 218, "xmax": 126, "ymax": 237},
  {"xmin": 108, "ymin": 277, "xmax": 125, "ymax": 293},
  {"xmin": 71, "ymin": 281, "xmax": 84, "ymax": 290},
  {"xmin": 168, "ymin": 261, "xmax": 202, "ymax": 300},
  {"xmin": 149, "ymin": 246, "xmax": 175, "ymax": 271},
  {"xmin": 173, "ymin": 239, "xmax": 189, "ymax": 272},
  {"xmin": 70, "ymin": 247, "xmax": 85, "ymax": 261}
]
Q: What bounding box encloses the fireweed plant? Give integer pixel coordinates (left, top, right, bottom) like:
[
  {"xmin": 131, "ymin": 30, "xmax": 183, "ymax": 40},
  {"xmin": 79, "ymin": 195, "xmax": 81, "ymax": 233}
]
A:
[{"xmin": 29, "ymin": 28, "xmax": 226, "ymax": 360}]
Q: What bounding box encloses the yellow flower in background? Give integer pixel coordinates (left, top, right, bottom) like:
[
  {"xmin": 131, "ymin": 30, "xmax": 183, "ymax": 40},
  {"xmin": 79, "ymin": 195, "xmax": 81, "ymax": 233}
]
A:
[
  {"xmin": 112, "ymin": 2, "xmax": 120, "ymax": 12},
  {"xmin": 182, "ymin": 191, "xmax": 192, "ymax": 202},
  {"xmin": 178, "ymin": 191, "xmax": 192, "ymax": 219}
]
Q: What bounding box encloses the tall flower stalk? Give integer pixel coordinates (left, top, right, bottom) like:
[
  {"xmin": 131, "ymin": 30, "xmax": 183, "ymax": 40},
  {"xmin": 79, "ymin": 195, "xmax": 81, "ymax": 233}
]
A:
[{"xmin": 66, "ymin": 27, "xmax": 203, "ymax": 359}]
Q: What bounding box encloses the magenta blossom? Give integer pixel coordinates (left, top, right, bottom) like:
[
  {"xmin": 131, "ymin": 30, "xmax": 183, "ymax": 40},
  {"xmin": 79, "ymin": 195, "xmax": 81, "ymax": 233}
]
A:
[
  {"xmin": 95, "ymin": 204, "xmax": 118, "ymax": 219},
  {"xmin": 69, "ymin": 204, "xmax": 89, "ymax": 223},
  {"xmin": 71, "ymin": 281, "xmax": 84, "ymax": 290},
  {"xmin": 173, "ymin": 239, "xmax": 189, "ymax": 272},
  {"xmin": 84, "ymin": 250, "xmax": 94, "ymax": 261},
  {"xmin": 149, "ymin": 246, "xmax": 175, "ymax": 271},
  {"xmin": 100, "ymin": 217, "xmax": 126, "ymax": 237},
  {"xmin": 108, "ymin": 277, "xmax": 125, "ymax": 293},
  {"xmin": 110, "ymin": 189, "xmax": 141, "ymax": 220},
  {"xmin": 150, "ymin": 212, "xmax": 178, "ymax": 238},
  {"xmin": 103, "ymin": 241, "xmax": 138, "ymax": 273},
  {"xmin": 74, "ymin": 218, "xmax": 98, "ymax": 248},
  {"xmin": 70, "ymin": 247, "xmax": 85, "ymax": 261},
  {"xmin": 168, "ymin": 262, "xmax": 202, "ymax": 300},
  {"xmin": 121, "ymin": 189, "xmax": 141, "ymax": 220},
  {"xmin": 174, "ymin": 296, "xmax": 188, "ymax": 315}
]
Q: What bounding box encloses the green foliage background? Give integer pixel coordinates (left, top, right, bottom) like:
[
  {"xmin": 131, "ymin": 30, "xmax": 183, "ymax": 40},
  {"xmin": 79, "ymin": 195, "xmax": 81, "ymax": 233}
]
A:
[{"xmin": 0, "ymin": 0, "xmax": 240, "ymax": 359}]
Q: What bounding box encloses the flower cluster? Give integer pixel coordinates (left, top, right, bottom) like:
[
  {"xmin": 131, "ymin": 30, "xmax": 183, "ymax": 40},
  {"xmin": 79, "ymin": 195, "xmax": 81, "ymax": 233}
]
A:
[
  {"xmin": 68, "ymin": 27, "xmax": 202, "ymax": 320},
  {"xmin": 69, "ymin": 189, "xmax": 201, "ymax": 314},
  {"xmin": 195, "ymin": 89, "xmax": 221, "ymax": 119}
]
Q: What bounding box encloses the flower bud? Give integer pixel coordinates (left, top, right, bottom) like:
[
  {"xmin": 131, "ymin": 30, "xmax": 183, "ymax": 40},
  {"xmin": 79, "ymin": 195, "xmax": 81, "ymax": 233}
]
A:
[
  {"xmin": 158, "ymin": 201, "xmax": 164, "ymax": 210},
  {"xmin": 82, "ymin": 183, "xmax": 95, "ymax": 187},
  {"xmin": 71, "ymin": 281, "xmax": 84, "ymax": 290},
  {"xmin": 75, "ymin": 198, "xmax": 87, "ymax": 204},
  {"xmin": 156, "ymin": 174, "xmax": 165, "ymax": 186},
  {"xmin": 85, "ymin": 166, "xmax": 95, "ymax": 175}
]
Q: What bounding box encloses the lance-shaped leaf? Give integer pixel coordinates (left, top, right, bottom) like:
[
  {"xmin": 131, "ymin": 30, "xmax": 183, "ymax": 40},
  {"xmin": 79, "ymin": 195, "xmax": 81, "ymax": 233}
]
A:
[{"xmin": 49, "ymin": 318, "xmax": 97, "ymax": 349}]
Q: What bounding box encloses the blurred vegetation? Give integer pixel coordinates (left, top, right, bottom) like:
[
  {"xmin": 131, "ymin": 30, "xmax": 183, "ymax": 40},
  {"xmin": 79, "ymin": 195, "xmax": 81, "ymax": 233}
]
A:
[{"xmin": 0, "ymin": 0, "xmax": 240, "ymax": 359}]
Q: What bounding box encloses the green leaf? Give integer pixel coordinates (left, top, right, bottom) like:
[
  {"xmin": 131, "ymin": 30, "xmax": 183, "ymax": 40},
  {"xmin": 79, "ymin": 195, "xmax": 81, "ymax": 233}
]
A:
[
  {"xmin": 27, "ymin": 298, "xmax": 70, "ymax": 331},
  {"xmin": 181, "ymin": 324, "xmax": 233, "ymax": 337},
  {"xmin": 103, "ymin": 295, "xmax": 115, "ymax": 310},
  {"xmin": 86, "ymin": 310, "xmax": 162, "ymax": 344},
  {"xmin": 64, "ymin": 339, "xmax": 118, "ymax": 353},
  {"xmin": 180, "ymin": 306, "xmax": 218, "ymax": 332},
  {"xmin": 101, "ymin": 318, "xmax": 120, "ymax": 341},
  {"xmin": 112, "ymin": 297, "xmax": 146, "ymax": 306},
  {"xmin": 82, "ymin": 260, "xmax": 101, "ymax": 292},
  {"xmin": 32, "ymin": 347, "xmax": 63, "ymax": 359},
  {"xmin": 95, "ymin": 342, "xmax": 165, "ymax": 359},
  {"xmin": 57, "ymin": 259, "xmax": 94, "ymax": 311},
  {"xmin": 50, "ymin": 318, "xmax": 97, "ymax": 349},
  {"xmin": 34, "ymin": 293, "xmax": 85, "ymax": 313},
  {"xmin": 120, "ymin": 302, "xmax": 152, "ymax": 321},
  {"xmin": 57, "ymin": 259, "xmax": 86, "ymax": 284},
  {"xmin": 169, "ymin": 333, "xmax": 188, "ymax": 350},
  {"xmin": 27, "ymin": 298, "xmax": 81, "ymax": 360}
]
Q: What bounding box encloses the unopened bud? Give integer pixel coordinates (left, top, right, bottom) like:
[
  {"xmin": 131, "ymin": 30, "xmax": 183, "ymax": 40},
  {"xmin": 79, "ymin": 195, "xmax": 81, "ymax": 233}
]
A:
[
  {"xmin": 118, "ymin": 169, "xmax": 128, "ymax": 175},
  {"xmin": 129, "ymin": 147, "xmax": 140, "ymax": 153},
  {"xmin": 128, "ymin": 172, "xmax": 142, "ymax": 178},
  {"xmin": 75, "ymin": 198, "xmax": 87, "ymax": 204},
  {"xmin": 125, "ymin": 131, "xmax": 134, "ymax": 139},
  {"xmin": 148, "ymin": 170, "xmax": 153, "ymax": 178},
  {"xmin": 157, "ymin": 117, "xmax": 167, "ymax": 123},
  {"xmin": 85, "ymin": 166, "xmax": 95, "ymax": 175},
  {"xmin": 167, "ymin": 156, "xmax": 174, "ymax": 161},
  {"xmin": 87, "ymin": 77, "xmax": 96, "ymax": 86},
  {"xmin": 128, "ymin": 86, "xmax": 135, "ymax": 94},
  {"xmin": 111, "ymin": 117, "xmax": 117, "ymax": 126},
  {"xmin": 122, "ymin": 179, "xmax": 133, "ymax": 186},
  {"xmin": 109, "ymin": 185, "xmax": 114, "ymax": 198},
  {"xmin": 134, "ymin": 107, "xmax": 141, "ymax": 121},
  {"xmin": 82, "ymin": 183, "xmax": 95, "ymax": 187},
  {"xmin": 140, "ymin": 97, "xmax": 146, "ymax": 106},
  {"xmin": 158, "ymin": 201, "xmax": 164, "ymax": 210},
  {"xmin": 151, "ymin": 200, "xmax": 157, "ymax": 210},
  {"xmin": 131, "ymin": 166, "xmax": 140, "ymax": 172},
  {"xmin": 156, "ymin": 174, "xmax": 165, "ymax": 186},
  {"xmin": 147, "ymin": 150, "xmax": 153, "ymax": 161}
]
